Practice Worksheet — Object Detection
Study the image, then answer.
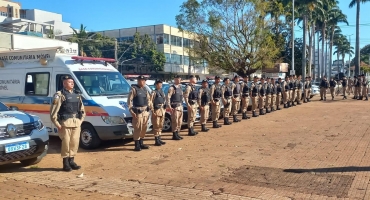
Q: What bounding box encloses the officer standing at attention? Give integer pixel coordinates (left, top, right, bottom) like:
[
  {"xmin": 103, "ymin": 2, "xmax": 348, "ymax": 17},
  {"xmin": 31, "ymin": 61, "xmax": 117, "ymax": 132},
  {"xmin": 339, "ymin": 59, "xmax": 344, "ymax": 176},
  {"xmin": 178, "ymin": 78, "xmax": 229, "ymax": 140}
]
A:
[
  {"xmin": 283, "ymin": 76, "xmax": 290, "ymax": 108},
  {"xmin": 319, "ymin": 76, "xmax": 329, "ymax": 101},
  {"xmin": 50, "ymin": 75, "xmax": 85, "ymax": 172},
  {"xmin": 341, "ymin": 76, "xmax": 348, "ymax": 99},
  {"xmin": 231, "ymin": 75, "xmax": 241, "ymax": 122},
  {"xmin": 241, "ymin": 76, "xmax": 251, "ymax": 119},
  {"xmin": 127, "ymin": 75, "xmax": 152, "ymax": 151},
  {"xmin": 361, "ymin": 74, "xmax": 368, "ymax": 101},
  {"xmin": 250, "ymin": 76, "xmax": 259, "ymax": 117},
  {"xmin": 353, "ymin": 76, "xmax": 359, "ymax": 99},
  {"xmin": 258, "ymin": 77, "xmax": 266, "ymax": 115},
  {"xmin": 289, "ymin": 75, "xmax": 296, "ymax": 106},
  {"xmin": 295, "ymin": 75, "xmax": 303, "ymax": 105},
  {"xmin": 150, "ymin": 79, "xmax": 166, "ymax": 146},
  {"xmin": 264, "ymin": 77, "xmax": 272, "ymax": 113},
  {"xmin": 166, "ymin": 75, "xmax": 183, "ymax": 140},
  {"xmin": 276, "ymin": 78, "xmax": 282, "ymax": 110},
  {"xmin": 198, "ymin": 80, "xmax": 211, "ymax": 132},
  {"xmin": 270, "ymin": 78, "xmax": 277, "ymax": 112},
  {"xmin": 303, "ymin": 77, "xmax": 310, "ymax": 103},
  {"xmin": 329, "ymin": 77, "xmax": 337, "ymax": 100},
  {"xmin": 222, "ymin": 77, "xmax": 233, "ymax": 124},
  {"xmin": 210, "ymin": 76, "xmax": 222, "ymax": 128},
  {"xmin": 184, "ymin": 75, "xmax": 199, "ymax": 136}
]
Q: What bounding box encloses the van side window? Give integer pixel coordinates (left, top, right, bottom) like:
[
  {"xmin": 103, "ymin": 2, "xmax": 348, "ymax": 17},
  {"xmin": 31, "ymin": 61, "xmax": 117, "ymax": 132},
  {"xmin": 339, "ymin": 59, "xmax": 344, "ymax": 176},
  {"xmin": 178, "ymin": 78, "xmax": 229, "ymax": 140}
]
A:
[
  {"xmin": 56, "ymin": 74, "xmax": 81, "ymax": 93},
  {"xmin": 25, "ymin": 73, "xmax": 50, "ymax": 96}
]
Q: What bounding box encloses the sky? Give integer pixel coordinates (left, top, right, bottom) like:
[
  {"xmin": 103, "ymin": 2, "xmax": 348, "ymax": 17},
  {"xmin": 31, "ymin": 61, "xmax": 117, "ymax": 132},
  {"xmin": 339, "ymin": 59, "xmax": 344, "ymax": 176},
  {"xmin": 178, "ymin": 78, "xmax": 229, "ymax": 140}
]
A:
[{"xmin": 16, "ymin": 0, "xmax": 370, "ymax": 61}]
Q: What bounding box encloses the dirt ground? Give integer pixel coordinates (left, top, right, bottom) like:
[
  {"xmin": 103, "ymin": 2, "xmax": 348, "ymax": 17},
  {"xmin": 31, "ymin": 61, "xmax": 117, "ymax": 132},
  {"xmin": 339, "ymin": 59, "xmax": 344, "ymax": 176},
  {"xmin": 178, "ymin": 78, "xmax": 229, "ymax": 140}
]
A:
[{"xmin": 1, "ymin": 94, "xmax": 370, "ymax": 200}]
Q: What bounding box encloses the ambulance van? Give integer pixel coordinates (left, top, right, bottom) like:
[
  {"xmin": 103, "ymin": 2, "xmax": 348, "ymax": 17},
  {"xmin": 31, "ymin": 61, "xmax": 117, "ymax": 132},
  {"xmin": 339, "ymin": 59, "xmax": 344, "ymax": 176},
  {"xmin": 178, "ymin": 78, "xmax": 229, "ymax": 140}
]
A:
[{"xmin": 0, "ymin": 47, "xmax": 152, "ymax": 149}]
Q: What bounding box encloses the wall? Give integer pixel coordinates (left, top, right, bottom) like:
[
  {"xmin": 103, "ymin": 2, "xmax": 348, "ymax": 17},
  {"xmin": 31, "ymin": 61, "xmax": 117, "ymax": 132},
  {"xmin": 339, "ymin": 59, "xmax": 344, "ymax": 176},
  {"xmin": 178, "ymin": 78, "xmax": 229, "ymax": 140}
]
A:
[
  {"xmin": 25, "ymin": 9, "xmax": 62, "ymax": 22},
  {"xmin": 0, "ymin": 32, "xmax": 12, "ymax": 51}
]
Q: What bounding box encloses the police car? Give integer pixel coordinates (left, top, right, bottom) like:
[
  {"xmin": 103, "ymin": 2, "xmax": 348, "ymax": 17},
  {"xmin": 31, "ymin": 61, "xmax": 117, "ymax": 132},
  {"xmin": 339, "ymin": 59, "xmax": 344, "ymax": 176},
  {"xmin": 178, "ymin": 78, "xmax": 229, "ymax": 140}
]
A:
[{"xmin": 0, "ymin": 101, "xmax": 48, "ymax": 166}]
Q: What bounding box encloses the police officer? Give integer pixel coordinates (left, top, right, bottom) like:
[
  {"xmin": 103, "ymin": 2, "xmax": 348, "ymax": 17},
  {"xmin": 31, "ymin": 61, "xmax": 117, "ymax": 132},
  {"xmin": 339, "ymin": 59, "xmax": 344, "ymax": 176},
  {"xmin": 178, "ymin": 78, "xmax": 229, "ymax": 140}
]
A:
[
  {"xmin": 184, "ymin": 75, "xmax": 199, "ymax": 136},
  {"xmin": 361, "ymin": 74, "xmax": 368, "ymax": 101},
  {"xmin": 250, "ymin": 76, "xmax": 259, "ymax": 117},
  {"xmin": 353, "ymin": 75, "xmax": 359, "ymax": 99},
  {"xmin": 127, "ymin": 75, "xmax": 152, "ymax": 151},
  {"xmin": 341, "ymin": 76, "xmax": 348, "ymax": 99},
  {"xmin": 241, "ymin": 76, "xmax": 251, "ymax": 119},
  {"xmin": 329, "ymin": 77, "xmax": 337, "ymax": 100},
  {"xmin": 50, "ymin": 75, "xmax": 85, "ymax": 172},
  {"xmin": 307, "ymin": 76, "xmax": 312, "ymax": 102},
  {"xmin": 270, "ymin": 78, "xmax": 277, "ymax": 111},
  {"xmin": 210, "ymin": 76, "xmax": 222, "ymax": 128},
  {"xmin": 295, "ymin": 75, "xmax": 303, "ymax": 105},
  {"xmin": 304, "ymin": 77, "xmax": 310, "ymax": 103},
  {"xmin": 319, "ymin": 76, "xmax": 329, "ymax": 101},
  {"xmin": 258, "ymin": 77, "xmax": 266, "ymax": 115},
  {"xmin": 198, "ymin": 80, "xmax": 211, "ymax": 132},
  {"xmin": 289, "ymin": 75, "xmax": 296, "ymax": 106},
  {"xmin": 150, "ymin": 79, "xmax": 166, "ymax": 146},
  {"xmin": 222, "ymin": 77, "xmax": 233, "ymax": 124},
  {"xmin": 283, "ymin": 76, "xmax": 290, "ymax": 108},
  {"xmin": 166, "ymin": 75, "xmax": 183, "ymax": 140},
  {"xmin": 276, "ymin": 78, "xmax": 283, "ymax": 110},
  {"xmin": 231, "ymin": 75, "xmax": 241, "ymax": 122},
  {"xmin": 265, "ymin": 77, "xmax": 272, "ymax": 113}
]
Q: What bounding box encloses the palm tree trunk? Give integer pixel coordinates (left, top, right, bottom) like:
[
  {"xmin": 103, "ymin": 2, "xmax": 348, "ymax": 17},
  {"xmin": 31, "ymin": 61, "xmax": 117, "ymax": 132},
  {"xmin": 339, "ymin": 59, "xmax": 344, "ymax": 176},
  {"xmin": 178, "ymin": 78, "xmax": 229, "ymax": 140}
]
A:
[
  {"xmin": 329, "ymin": 27, "xmax": 334, "ymax": 79},
  {"xmin": 302, "ymin": 15, "xmax": 307, "ymax": 78},
  {"xmin": 337, "ymin": 53, "xmax": 340, "ymax": 79},
  {"xmin": 317, "ymin": 30, "xmax": 320, "ymax": 79},
  {"xmin": 308, "ymin": 22, "xmax": 315, "ymax": 78},
  {"xmin": 355, "ymin": 0, "xmax": 361, "ymax": 76},
  {"xmin": 342, "ymin": 53, "xmax": 345, "ymax": 75},
  {"xmin": 321, "ymin": 23, "xmax": 326, "ymax": 78}
]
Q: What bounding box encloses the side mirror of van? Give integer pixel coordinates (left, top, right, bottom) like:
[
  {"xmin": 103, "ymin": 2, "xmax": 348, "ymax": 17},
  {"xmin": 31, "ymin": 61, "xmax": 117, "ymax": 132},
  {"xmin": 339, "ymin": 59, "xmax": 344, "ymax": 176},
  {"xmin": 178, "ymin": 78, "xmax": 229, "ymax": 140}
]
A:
[{"xmin": 9, "ymin": 106, "xmax": 19, "ymax": 111}]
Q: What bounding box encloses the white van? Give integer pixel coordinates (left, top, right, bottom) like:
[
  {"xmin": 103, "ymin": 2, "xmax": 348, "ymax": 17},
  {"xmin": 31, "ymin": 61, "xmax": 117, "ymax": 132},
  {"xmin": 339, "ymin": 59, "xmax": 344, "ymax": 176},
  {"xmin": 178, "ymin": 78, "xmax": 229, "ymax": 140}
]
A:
[{"xmin": 0, "ymin": 47, "xmax": 152, "ymax": 149}]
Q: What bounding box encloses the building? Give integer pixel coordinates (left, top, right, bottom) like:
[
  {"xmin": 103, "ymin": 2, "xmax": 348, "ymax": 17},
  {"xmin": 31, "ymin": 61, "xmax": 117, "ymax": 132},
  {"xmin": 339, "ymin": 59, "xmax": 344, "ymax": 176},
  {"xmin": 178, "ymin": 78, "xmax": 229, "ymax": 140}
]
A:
[
  {"xmin": 0, "ymin": 0, "xmax": 72, "ymax": 38},
  {"xmin": 313, "ymin": 49, "xmax": 330, "ymax": 79},
  {"xmin": 60, "ymin": 24, "xmax": 210, "ymax": 79}
]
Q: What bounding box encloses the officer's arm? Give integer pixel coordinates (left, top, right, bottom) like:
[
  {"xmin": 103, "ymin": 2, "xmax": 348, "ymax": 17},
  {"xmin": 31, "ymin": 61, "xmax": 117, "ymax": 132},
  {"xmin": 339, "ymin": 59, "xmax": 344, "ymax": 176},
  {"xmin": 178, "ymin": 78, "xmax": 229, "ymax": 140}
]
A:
[
  {"xmin": 231, "ymin": 83, "xmax": 235, "ymax": 96},
  {"xmin": 150, "ymin": 91, "xmax": 156, "ymax": 110},
  {"xmin": 184, "ymin": 85, "xmax": 191, "ymax": 105},
  {"xmin": 221, "ymin": 85, "xmax": 225, "ymax": 100},
  {"xmin": 166, "ymin": 87, "xmax": 173, "ymax": 109},
  {"xmin": 127, "ymin": 87, "xmax": 135, "ymax": 115},
  {"xmin": 198, "ymin": 88, "xmax": 203, "ymax": 106},
  {"xmin": 146, "ymin": 90, "xmax": 152, "ymax": 110},
  {"xmin": 79, "ymin": 96, "xmax": 86, "ymax": 121},
  {"xmin": 210, "ymin": 85, "xmax": 215, "ymax": 102},
  {"xmin": 50, "ymin": 93, "xmax": 62, "ymax": 128}
]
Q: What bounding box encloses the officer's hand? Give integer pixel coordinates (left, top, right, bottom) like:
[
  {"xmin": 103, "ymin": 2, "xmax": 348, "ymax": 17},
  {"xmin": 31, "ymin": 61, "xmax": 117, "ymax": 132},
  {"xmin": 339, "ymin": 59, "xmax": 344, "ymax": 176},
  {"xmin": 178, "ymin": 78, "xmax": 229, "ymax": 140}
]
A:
[
  {"xmin": 200, "ymin": 106, "xmax": 204, "ymax": 110},
  {"xmin": 57, "ymin": 125, "xmax": 62, "ymax": 131},
  {"xmin": 152, "ymin": 111, "xmax": 157, "ymax": 116},
  {"xmin": 132, "ymin": 113, "xmax": 137, "ymax": 119}
]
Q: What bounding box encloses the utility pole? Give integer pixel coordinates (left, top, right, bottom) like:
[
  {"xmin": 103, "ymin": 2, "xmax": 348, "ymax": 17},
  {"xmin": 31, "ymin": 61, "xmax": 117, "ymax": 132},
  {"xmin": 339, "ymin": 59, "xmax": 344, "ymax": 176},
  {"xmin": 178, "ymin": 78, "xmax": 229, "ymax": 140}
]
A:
[
  {"xmin": 291, "ymin": 0, "xmax": 295, "ymax": 75},
  {"xmin": 114, "ymin": 38, "xmax": 118, "ymax": 68},
  {"xmin": 348, "ymin": 34, "xmax": 353, "ymax": 77}
]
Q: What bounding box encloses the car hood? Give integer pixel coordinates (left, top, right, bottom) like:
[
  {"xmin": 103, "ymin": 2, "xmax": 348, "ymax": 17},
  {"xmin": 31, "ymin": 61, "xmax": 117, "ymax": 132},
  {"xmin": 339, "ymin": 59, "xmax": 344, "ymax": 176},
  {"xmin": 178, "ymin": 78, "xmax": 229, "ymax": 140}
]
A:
[{"xmin": 0, "ymin": 111, "xmax": 37, "ymax": 126}]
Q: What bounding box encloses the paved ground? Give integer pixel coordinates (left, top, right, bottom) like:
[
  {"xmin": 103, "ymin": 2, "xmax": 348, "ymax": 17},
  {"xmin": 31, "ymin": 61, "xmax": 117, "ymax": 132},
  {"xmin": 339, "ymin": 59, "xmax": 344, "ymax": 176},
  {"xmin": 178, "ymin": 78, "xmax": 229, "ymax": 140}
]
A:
[{"xmin": 1, "ymin": 94, "xmax": 370, "ymax": 200}]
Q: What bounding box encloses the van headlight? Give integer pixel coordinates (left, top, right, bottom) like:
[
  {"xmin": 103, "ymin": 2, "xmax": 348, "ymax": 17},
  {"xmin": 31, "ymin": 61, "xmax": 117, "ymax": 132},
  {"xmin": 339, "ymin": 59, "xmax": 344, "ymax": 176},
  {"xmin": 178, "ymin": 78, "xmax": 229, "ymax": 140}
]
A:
[
  {"xmin": 34, "ymin": 120, "xmax": 45, "ymax": 131},
  {"xmin": 101, "ymin": 116, "xmax": 127, "ymax": 125}
]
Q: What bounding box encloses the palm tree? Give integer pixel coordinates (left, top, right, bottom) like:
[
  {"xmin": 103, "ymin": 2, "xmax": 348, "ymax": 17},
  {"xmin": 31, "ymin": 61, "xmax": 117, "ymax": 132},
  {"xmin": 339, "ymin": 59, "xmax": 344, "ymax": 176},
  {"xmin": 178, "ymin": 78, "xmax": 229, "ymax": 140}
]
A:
[{"xmin": 349, "ymin": 0, "xmax": 370, "ymax": 76}]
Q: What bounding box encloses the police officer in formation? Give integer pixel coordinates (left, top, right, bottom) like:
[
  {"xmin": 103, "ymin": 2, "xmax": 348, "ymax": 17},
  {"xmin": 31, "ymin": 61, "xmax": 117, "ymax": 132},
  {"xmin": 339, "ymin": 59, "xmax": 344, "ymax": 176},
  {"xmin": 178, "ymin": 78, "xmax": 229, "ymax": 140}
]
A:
[
  {"xmin": 270, "ymin": 78, "xmax": 277, "ymax": 111},
  {"xmin": 210, "ymin": 76, "xmax": 223, "ymax": 128},
  {"xmin": 198, "ymin": 80, "xmax": 210, "ymax": 132},
  {"xmin": 329, "ymin": 77, "xmax": 337, "ymax": 100},
  {"xmin": 282, "ymin": 76, "xmax": 290, "ymax": 108},
  {"xmin": 50, "ymin": 75, "xmax": 85, "ymax": 172},
  {"xmin": 222, "ymin": 77, "xmax": 233, "ymax": 125},
  {"xmin": 231, "ymin": 75, "xmax": 242, "ymax": 122},
  {"xmin": 166, "ymin": 75, "xmax": 183, "ymax": 140},
  {"xmin": 319, "ymin": 76, "xmax": 329, "ymax": 101},
  {"xmin": 150, "ymin": 79, "xmax": 166, "ymax": 146},
  {"xmin": 304, "ymin": 77, "xmax": 310, "ymax": 103},
  {"xmin": 264, "ymin": 78, "xmax": 272, "ymax": 113},
  {"xmin": 354, "ymin": 75, "xmax": 361, "ymax": 99},
  {"xmin": 258, "ymin": 77, "xmax": 266, "ymax": 115},
  {"xmin": 361, "ymin": 74, "xmax": 369, "ymax": 101},
  {"xmin": 241, "ymin": 76, "xmax": 251, "ymax": 119},
  {"xmin": 341, "ymin": 76, "xmax": 348, "ymax": 99},
  {"xmin": 307, "ymin": 76, "xmax": 312, "ymax": 101},
  {"xmin": 276, "ymin": 78, "xmax": 283, "ymax": 110},
  {"xmin": 184, "ymin": 75, "xmax": 199, "ymax": 136},
  {"xmin": 250, "ymin": 76, "xmax": 259, "ymax": 117},
  {"xmin": 294, "ymin": 75, "xmax": 303, "ymax": 105},
  {"xmin": 289, "ymin": 75, "xmax": 296, "ymax": 106},
  {"xmin": 127, "ymin": 75, "xmax": 152, "ymax": 151}
]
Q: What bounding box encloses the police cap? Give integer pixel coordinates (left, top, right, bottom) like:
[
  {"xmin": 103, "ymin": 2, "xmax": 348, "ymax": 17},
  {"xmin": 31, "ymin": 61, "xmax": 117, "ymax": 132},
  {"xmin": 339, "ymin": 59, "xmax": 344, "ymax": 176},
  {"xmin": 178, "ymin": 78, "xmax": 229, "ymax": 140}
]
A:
[
  {"xmin": 361, "ymin": 74, "xmax": 365, "ymax": 76},
  {"xmin": 253, "ymin": 76, "xmax": 258, "ymax": 79},
  {"xmin": 260, "ymin": 77, "xmax": 265, "ymax": 80},
  {"xmin": 233, "ymin": 75, "xmax": 239, "ymax": 79},
  {"xmin": 174, "ymin": 75, "xmax": 180, "ymax": 78},
  {"xmin": 189, "ymin": 75, "xmax": 195, "ymax": 79},
  {"xmin": 202, "ymin": 79, "xmax": 208, "ymax": 83},
  {"xmin": 154, "ymin": 79, "xmax": 163, "ymax": 84},
  {"xmin": 223, "ymin": 77, "xmax": 230, "ymax": 82},
  {"xmin": 137, "ymin": 75, "xmax": 147, "ymax": 80},
  {"xmin": 215, "ymin": 75, "xmax": 221, "ymax": 79},
  {"xmin": 62, "ymin": 75, "xmax": 73, "ymax": 81},
  {"xmin": 354, "ymin": 76, "xmax": 357, "ymax": 78}
]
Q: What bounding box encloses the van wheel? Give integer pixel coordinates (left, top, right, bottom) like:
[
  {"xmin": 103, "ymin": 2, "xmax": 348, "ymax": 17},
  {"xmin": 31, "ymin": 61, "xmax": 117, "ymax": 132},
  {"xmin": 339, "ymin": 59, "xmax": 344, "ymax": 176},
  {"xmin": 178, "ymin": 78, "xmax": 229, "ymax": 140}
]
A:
[
  {"xmin": 80, "ymin": 123, "xmax": 101, "ymax": 149},
  {"xmin": 163, "ymin": 114, "xmax": 172, "ymax": 132}
]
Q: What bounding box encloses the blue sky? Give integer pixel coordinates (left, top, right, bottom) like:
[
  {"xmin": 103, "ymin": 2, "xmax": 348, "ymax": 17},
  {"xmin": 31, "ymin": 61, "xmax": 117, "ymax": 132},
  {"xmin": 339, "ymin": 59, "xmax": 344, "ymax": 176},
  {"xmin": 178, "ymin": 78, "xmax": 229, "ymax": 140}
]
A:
[{"xmin": 17, "ymin": 0, "xmax": 370, "ymax": 60}]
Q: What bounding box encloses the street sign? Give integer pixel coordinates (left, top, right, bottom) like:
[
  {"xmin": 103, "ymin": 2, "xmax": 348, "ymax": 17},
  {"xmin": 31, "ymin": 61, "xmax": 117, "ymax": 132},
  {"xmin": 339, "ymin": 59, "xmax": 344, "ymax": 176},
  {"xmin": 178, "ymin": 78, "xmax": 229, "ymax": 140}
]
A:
[{"xmin": 290, "ymin": 70, "xmax": 295, "ymax": 75}]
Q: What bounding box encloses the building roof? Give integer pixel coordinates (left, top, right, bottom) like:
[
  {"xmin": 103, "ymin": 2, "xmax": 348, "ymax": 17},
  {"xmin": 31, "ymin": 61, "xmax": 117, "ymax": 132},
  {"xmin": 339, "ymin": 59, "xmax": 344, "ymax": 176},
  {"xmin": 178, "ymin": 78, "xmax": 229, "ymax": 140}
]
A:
[{"xmin": 0, "ymin": 18, "xmax": 55, "ymax": 26}]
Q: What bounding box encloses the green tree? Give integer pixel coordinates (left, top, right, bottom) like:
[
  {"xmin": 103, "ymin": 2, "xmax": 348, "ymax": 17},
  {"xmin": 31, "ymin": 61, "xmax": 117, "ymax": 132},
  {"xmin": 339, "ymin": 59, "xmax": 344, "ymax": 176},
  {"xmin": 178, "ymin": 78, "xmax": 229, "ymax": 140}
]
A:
[{"xmin": 175, "ymin": 0, "xmax": 281, "ymax": 77}]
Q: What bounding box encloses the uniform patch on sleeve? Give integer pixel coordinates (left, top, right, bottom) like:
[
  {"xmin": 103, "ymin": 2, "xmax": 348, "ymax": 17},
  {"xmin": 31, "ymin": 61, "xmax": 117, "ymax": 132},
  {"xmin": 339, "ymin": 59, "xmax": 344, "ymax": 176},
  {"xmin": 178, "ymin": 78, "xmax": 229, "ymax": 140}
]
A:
[{"xmin": 53, "ymin": 94, "xmax": 59, "ymax": 105}]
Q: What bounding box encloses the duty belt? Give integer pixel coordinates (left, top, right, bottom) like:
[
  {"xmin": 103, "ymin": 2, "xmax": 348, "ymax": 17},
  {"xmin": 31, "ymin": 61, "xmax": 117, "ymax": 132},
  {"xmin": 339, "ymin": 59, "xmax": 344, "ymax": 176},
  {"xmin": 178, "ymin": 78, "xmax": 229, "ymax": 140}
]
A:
[
  {"xmin": 233, "ymin": 94, "xmax": 240, "ymax": 98},
  {"xmin": 213, "ymin": 98, "xmax": 221, "ymax": 102},
  {"xmin": 242, "ymin": 93, "xmax": 249, "ymax": 97},
  {"xmin": 170, "ymin": 103, "xmax": 181, "ymax": 108},
  {"xmin": 224, "ymin": 96, "xmax": 232, "ymax": 99},
  {"xmin": 154, "ymin": 104, "xmax": 165, "ymax": 109},
  {"xmin": 132, "ymin": 106, "xmax": 149, "ymax": 114}
]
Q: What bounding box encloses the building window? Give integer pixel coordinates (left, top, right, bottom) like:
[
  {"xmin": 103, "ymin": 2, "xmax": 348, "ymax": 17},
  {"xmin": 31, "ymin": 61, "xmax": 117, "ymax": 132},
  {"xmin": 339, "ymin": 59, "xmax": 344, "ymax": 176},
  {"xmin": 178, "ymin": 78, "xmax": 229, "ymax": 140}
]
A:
[
  {"xmin": 25, "ymin": 73, "xmax": 50, "ymax": 96},
  {"xmin": 156, "ymin": 34, "xmax": 163, "ymax": 44},
  {"xmin": 203, "ymin": 60, "xmax": 208, "ymax": 67},
  {"xmin": 163, "ymin": 34, "xmax": 170, "ymax": 44},
  {"xmin": 118, "ymin": 36, "xmax": 134, "ymax": 43},
  {"xmin": 170, "ymin": 35, "xmax": 182, "ymax": 47},
  {"xmin": 164, "ymin": 53, "xmax": 171, "ymax": 63},
  {"xmin": 171, "ymin": 54, "xmax": 182, "ymax": 65},
  {"xmin": 183, "ymin": 38, "xmax": 191, "ymax": 48},
  {"xmin": 184, "ymin": 56, "xmax": 189, "ymax": 66}
]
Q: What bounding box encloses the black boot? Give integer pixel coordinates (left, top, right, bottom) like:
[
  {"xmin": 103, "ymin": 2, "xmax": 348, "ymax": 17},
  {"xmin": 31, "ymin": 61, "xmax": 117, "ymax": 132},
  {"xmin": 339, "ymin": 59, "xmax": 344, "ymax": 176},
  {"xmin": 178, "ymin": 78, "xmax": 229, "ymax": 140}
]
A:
[
  {"xmin": 233, "ymin": 115, "xmax": 240, "ymax": 122},
  {"xmin": 277, "ymin": 106, "xmax": 281, "ymax": 110},
  {"xmin": 242, "ymin": 112, "xmax": 249, "ymax": 119},
  {"xmin": 252, "ymin": 111, "xmax": 258, "ymax": 117},
  {"xmin": 259, "ymin": 109, "xmax": 265, "ymax": 115},
  {"xmin": 188, "ymin": 128, "xmax": 196, "ymax": 136},
  {"xmin": 365, "ymin": 97, "xmax": 368, "ymax": 101},
  {"xmin": 192, "ymin": 127, "xmax": 198, "ymax": 135},
  {"xmin": 292, "ymin": 102, "xmax": 296, "ymax": 106},
  {"xmin": 307, "ymin": 98, "xmax": 311, "ymax": 102},
  {"xmin": 224, "ymin": 117, "xmax": 232, "ymax": 125},
  {"xmin": 287, "ymin": 102, "xmax": 291, "ymax": 107},
  {"xmin": 297, "ymin": 102, "xmax": 302, "ymax": 105},
  {"xmin": 154, "ymin": 136, "xmax": 162, "ymax": 146},
  {"xmin": 62, "ymin": 158, "xmax": 72, "ymax": 172},
  {"xmin": 353, "ymin": 96, "xmax": 357, "ymax": 99},
  {"xmin": 303, "ymin": 99, "xmax": 307, "ymax": 103},
  {"xmin": 139, "ymin": 139, "xmax": 149, "ymax": 149},
  {"xmin": 68, "ymin": 157, "xmax": 81, "ymax": 170},
  {"xmin": 201, "ymin": 124, "xmax": 209, "ymax": 132},
  {"xmin": 324, "ymin": 97, "xmax": 326, "ymax": 101},
  {"xmin": 212, "ymin": 121, "xmax": 222, "ymax": 128},
  {"xmin": 158, "ymin": 136, "xmax": 166, "ymax": 145},
  {"xmin": 266, "ymin": 108, "xmax": 270, "ymax": 113},
  {"xmin": 320, "ymin": 98, "xmax": 323, "ymax": 101},
  {"xmin": 271, "ymin": 107, "xmax": 275, "ymax": 112},
  {"xmin": 284, "ymin": 104, "xmax": 287, "ymax": 108},
  {"xmin": 134, "ymin": 140, "xmax": 141, "ymax": 151},
  {"xmin": 172, "ymin": 131, "xmax": 182, "ymax": 140}
]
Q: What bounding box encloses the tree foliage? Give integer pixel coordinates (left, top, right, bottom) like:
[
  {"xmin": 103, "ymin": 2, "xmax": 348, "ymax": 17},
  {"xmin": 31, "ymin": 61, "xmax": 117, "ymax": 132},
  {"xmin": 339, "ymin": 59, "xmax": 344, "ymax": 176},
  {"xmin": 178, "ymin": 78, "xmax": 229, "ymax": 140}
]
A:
[{"xmin": 176, "ymin": 0, "xmax": 281, "ymax": 76}]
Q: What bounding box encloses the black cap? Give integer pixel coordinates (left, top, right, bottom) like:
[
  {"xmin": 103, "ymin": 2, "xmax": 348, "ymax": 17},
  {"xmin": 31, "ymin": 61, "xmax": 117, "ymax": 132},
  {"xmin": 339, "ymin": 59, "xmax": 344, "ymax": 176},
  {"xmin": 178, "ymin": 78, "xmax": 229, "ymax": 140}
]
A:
[
  {"xmin": 154, "ymin": 79, "xmax": 163, "ymax": 84},
  {"xmin": 62, "ymin": 75, "xmax": 73, "ymax": 81},
  {"xmin": 308, "ymin": 76, "xmax": 311, "ymax": 78},
  {"xmin": 202, "ymin": 79, "xmax": 208, "ymax": 83},
  {"xmin": 215, "ymin": 75, "xmax": 221, "ymax": 79},
  {"xmin": 278, "ymin": 78, "xmax": 281, "ymax": 80},
  {"xmin": 253, "ymin": 76, "xmax": 258, "ymax": 79},
  {"xmin": 137, "ymin": 75, "xmax": 147, "ymax": 80},
  {"xmin": 260, "ymin": 77, "xmax": 265, "ymax": 80},
  {"xmin": 361, "ymin": 74, "xmax": 365, "ymax": 76},
  {"xmin": 189, "ymin": 75, "xmax": 195, "ymax": 79},
  {"xmin": 270, "ymin": 77, "xmax": 274, "ymax": 80},
  {"xmin": 244, "ymin": 76, "xmax": 249, "ymax": 78},
  {"xmin": 233, "ymin": 75, "xmax": 239, "ymax": 79},
  {"xmin": 223, "ymin": 77, "xmax": 229, "ymax": 82},
  {"xmin": 174, "ymin": 75, "xmax": 180, "ymax": 78},
  {"xmin": 354, "ymin": 76, "xmax": 357, "ymax": 78}
]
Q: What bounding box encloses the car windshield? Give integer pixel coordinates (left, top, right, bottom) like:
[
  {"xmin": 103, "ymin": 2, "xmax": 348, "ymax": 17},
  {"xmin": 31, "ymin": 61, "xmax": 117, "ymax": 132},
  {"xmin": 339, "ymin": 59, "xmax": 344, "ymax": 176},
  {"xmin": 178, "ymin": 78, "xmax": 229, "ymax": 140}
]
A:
[
  {"xmin": 73, "ymin": 71, "xmax": 131, "ymax": 96},
  {"xmin": 0, "ymin": 102, "xmax": 9, "ymax": 111}
]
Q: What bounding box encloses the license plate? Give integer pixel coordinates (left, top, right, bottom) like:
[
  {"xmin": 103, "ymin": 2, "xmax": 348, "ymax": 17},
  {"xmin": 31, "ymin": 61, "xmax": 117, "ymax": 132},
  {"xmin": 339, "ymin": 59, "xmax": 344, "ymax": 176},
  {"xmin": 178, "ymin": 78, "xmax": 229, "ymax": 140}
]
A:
[{"xmin": 5, "ymin": 142, "xmax": 30, "ymax": 153}]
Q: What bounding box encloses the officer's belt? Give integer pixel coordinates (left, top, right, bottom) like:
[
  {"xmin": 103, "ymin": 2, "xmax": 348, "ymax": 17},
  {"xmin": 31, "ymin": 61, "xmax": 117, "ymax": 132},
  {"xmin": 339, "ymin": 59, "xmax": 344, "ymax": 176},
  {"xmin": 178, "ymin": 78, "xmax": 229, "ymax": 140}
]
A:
[
  {"xmin": 154, "ymin": 104, "xmax": 164, "ymax": 109},
  {"xmin": 60, "ymin": 114, "xmax": 78, "ymax": 118},
  {"xmin": 132, "ymin": 106, "xmax": 149, "ymax": 114},
  {"xmin": 224, "ymin": 96, "xmax": 232, "ymax": 99},
  {"xmin": 170, "ymin": 103, "xmax": 182, "ymax": 108},
  {"xmin": 213, "ymin": 98, "xmax": 221, "ymax": 102}
]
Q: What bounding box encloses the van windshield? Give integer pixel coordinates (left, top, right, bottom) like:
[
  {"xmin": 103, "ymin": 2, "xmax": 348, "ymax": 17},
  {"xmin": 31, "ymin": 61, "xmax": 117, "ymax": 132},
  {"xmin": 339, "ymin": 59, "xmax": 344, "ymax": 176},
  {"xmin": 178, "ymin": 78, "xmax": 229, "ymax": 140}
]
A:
[
  {"xmin": 0, "ymin": 102, "xmax": 9, "ymax": 111},
  {"xmin": 73, "ymin": 71, "xmax": 130, "ymax": 96}
]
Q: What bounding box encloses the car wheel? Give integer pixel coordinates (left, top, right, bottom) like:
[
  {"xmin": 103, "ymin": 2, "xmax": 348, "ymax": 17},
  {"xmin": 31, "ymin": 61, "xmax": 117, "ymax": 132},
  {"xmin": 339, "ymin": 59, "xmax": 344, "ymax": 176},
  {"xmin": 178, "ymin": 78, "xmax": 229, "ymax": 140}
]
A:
[
  {"xmin": 80, "ymin": 123, "xmax": 101, "ymax": 149},
  {"xmin": 163, "ymin": 114, "xmax": 172, "ymax": 132},
  {"xmin": 20, "ymin": 146, "xmax": 48, "ymax": 166}
]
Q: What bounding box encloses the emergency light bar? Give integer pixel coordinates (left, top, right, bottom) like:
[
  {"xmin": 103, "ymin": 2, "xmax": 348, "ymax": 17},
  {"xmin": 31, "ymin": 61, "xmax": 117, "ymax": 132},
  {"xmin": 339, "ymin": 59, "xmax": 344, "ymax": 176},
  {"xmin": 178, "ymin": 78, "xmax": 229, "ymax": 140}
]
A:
[{"xmin": 71, "ymin": 56, "xmax": 116, "ymax": 63}]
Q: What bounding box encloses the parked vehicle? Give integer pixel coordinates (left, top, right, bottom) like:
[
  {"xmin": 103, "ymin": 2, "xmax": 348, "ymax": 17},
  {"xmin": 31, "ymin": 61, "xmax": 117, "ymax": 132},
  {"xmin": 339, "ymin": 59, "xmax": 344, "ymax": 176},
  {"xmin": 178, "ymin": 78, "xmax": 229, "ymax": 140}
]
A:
[
  {"xmin": 0, "ymin": 101, "xmax": 49, "ymax": 166},
  {"xmin": 0, "ymin": 47, "xmax": 152, "ymax": 150}
]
